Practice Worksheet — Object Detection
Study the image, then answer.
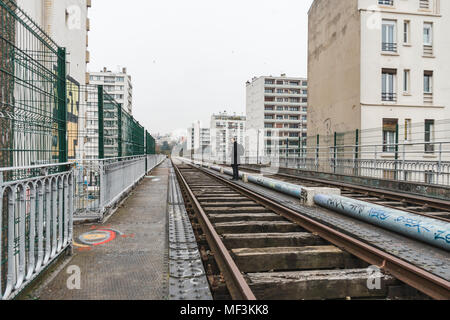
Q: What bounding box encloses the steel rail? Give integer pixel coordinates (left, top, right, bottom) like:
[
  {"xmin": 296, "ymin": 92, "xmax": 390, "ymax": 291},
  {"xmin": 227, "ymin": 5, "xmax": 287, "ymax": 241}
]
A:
[
  {"xmin": 189, "ymin": 163, "xmax": 450, "ymax": 300},
  {"xmin": 173, "ymin": 162, "xmax": 256, "ymax": 300},
  {"xmin": 238, "ymin": 165, "xmax": 450, "ymax": 222}
]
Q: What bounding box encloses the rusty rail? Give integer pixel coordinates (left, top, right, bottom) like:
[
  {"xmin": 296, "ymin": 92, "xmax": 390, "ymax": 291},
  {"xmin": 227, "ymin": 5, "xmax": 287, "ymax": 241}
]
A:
[
  {"xmin": 173, "ymin": 162, "xmax": 256, "ymax": 300},
  {"xmin": 184, "ymin": 162, "xmax": 450, "ymax": 300}
]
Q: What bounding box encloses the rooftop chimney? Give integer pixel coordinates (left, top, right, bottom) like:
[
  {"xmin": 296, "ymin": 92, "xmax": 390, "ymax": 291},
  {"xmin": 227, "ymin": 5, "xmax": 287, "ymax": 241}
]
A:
[{"xmin": 122, "ymin": 67, "xmax": 127, "ymax": 74}]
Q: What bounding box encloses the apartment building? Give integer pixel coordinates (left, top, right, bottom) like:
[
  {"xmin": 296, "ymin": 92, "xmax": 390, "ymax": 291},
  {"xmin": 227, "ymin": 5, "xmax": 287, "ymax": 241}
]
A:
[
  {"xmin": 18, "ymin": 0, "xmax": 91, "ymax": 86},
  {"xmin": 89, "ymin": 67, "xmax": 133, "ymax": 115},
  {"xmin": 246, "ymin": 75, "xmax": 308, "ymax": 161},
  {"xmin": 210, "ymin": 112, "xmax": 246, "ymax": 164},
  {"xmin": 187, "ymin": 121, "xmax": 211, "ymax": 155},
  {"xmin": 308, "ymin": 0, "xmax": 450, "ymax": 160}
]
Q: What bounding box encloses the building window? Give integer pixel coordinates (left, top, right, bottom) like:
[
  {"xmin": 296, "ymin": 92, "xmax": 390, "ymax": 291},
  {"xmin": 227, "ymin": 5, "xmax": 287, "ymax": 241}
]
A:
[
  {"xmin": 382, "ymin": 69, "xmax": 397, "ymax": 102},
  {"xmin": 403, "ymin": 69, "xmax": 410, "ymax": 93},
  {"xmin": 423, "ymin": 22, "xmax": 433, "ymax": 55},
  {"xmin": 383, "ymin": 118, "xmax": 398, "ymax": 152},
  {"xmin": 424, "ymin": 119, "xmax": 435, "ymax": 153},
  {"xmin": 382, "ymin": 20, "xmax": 397, "ymax": 52},
  {"xmin": 424, "ymin": 71, "xmax": 433, "ymax": 93},
  {"xmin": 404, "ymin": 119, "xmax": 412, "ymax": 142},
  {"xmin": 403, "ymin": 20, "xmax": 410, "ymax": 44}
]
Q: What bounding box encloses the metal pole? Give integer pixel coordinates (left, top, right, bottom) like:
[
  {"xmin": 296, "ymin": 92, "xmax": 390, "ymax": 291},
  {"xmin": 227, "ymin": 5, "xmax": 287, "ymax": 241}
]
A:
[
  {"xmin": 98, "ymin": 85, "xmax": 104, "ymax": 159},
  {"xmin": 355, "ymin": 129, "xmax": 359, "ymax": 176},
  {"xmin": 286, "ymin": 138, "xmax": 289, "ymax": 167},
  {"xmin": 395, "ymin": 124, "xmax": 399, "ymax": 180},
  {"xmin": 316, "ymin": 134, "xmax": 319, "ymax": 170},
  {"xmin": 334, "ymin": 132, "xmax": 337, "ymax": 173},
  {"xmin": 256, "ymin": 129, "xmax": 260, "ymax": 165}
]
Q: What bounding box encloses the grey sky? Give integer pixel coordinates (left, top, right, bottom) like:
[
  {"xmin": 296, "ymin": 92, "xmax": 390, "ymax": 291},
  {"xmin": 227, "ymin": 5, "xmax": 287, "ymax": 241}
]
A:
[{"xmin": 89, "ymin": 0, "xmax": 314, "ymax": 136}]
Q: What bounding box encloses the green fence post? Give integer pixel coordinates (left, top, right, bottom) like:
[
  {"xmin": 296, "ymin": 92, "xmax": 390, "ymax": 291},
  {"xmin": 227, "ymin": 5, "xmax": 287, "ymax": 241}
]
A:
[
  {"xmin": 118, "ymin": 105, "xmax": 122, "ymax": 158},
  {"xmin": 98, "ymin": 85, "xmax": 104, "ymax": 159},
  {"xmin": 57, "ymin": 47, "xmax": 68, "ymax": 166}
]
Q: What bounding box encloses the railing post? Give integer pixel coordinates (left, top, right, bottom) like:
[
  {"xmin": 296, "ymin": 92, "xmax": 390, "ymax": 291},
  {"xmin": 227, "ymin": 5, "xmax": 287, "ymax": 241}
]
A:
[
  {"xmin": 316, "ymin": 134, "xmax": 319, "ymax": 171},
  {"xmin": 438, "ymin": 142, "xmax": 442, "ymax": 184},
  {"xmin": 98, "ymin": 161, "xmax": 104, "ymax": 214},
  {"xmin": 355, "ymin": 129, "xmax": 359, "ymax": 176},
  {"xmin": 334, "ymin": 132, "xmax": 337, "ymax": 173},
  {"xmin": 395, "ymin": 124, "xmax": 399, "ymax": 180},
  {"xmin": 98, "ymin": 85, "xmax": 104, "ymax": 159},
  {"xmin": 286, "ymin": 138, "xmax": 289, "ymax": 168},
  {"xmin": 57, "ymin": 47, "xmax": 67, "ymax": 167}
]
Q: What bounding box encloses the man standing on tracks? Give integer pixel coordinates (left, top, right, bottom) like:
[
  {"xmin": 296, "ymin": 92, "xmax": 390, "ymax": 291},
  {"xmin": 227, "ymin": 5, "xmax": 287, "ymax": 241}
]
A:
[{"xmin": 229, "ymin": 138, "xmax": 244, "ymax": 181}]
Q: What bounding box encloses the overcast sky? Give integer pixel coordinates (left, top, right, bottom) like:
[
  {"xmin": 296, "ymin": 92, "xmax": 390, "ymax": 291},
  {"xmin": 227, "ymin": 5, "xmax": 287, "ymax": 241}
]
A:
[{"xmin": 89, "ymin": 0, "xmax": 314, "ymax": 136}]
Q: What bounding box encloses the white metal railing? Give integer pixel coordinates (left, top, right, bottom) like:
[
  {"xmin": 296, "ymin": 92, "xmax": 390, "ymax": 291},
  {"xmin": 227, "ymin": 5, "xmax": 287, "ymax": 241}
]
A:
[
  {"xmin": 73, "ymin": 154, "xmax": 166, "ymax": 219},
  {"xmin": 1, "ymin": 163, "xmax": 74, "ymax": 300},
  {"xmin": 191, "ymin": 140, "xmax": 450, "ymax": 186}
]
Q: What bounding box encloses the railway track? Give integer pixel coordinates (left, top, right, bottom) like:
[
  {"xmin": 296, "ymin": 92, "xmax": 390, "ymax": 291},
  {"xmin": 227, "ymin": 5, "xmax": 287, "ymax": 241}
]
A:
[
  {"xmin": 173, "ymin": 160, "xmax": 450, "ymax": 300},
  {"xmin": 224, "ymin": 164, "xmax": 450, "ymax": 222}
]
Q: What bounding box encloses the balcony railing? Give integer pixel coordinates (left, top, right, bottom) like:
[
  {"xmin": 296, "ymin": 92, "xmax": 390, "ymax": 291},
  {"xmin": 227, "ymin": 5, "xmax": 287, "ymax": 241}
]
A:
[
  {"xmin": 423, "ymin": 45, "xmax": 433, "ymax": 56},
  {"xmin": 424, "ymin": 92, "xmax": 433, "ymax": 104},
  {"xmin": 382, "ymin": 92, "xmax": 397, "ymax": 102},
  {"xmin": 382, "ymin": 42, "xmax": 397, "ymax": 52},
  {"xmin": 379, "ymin": 0, "xmax": 394, "ymax": 5}
]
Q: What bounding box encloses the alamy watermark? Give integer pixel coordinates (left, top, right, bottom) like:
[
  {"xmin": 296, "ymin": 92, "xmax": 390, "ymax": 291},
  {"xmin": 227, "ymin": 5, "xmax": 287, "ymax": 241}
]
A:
[
  {"xmin": 367, "ymin": 265, "xmax": 383, "ymax": 290},
  {"xmin": 66, "ymin": 265, "xmax": 81, "ymax": 290}
]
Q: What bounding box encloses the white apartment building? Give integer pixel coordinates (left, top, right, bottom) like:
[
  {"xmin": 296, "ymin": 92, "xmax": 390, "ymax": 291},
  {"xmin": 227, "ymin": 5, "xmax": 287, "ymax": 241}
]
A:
[
  {"xmin": 89, "ymin": 67, "xmax": 133, "ymax": 115},
  {"xmin": 16, "ymin": 0, "xmax": 91, "ymax": 161},
  {"xmin": 187, "ymin": 121, "xmax": 211, "ymax": 156},
  {"xmin": 210, "ymin": 112, "xmax": 246, "ymax": 164},
  {"xmin": 308, "ymin": 0, "xmax": 450, "ymax": 161},
  {"xmin": 18, "ymin": 0, "xmax": 91, "ymax": 86},
  {"xmin": 246, "ymin": 75, "xmax": 308, "ymax": 161}
]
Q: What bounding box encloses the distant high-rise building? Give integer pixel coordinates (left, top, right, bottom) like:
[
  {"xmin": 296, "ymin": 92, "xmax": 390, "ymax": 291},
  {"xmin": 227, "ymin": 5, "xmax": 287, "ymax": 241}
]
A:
[
  {"xmin": 89, "ymin": 67, "xmax": 133, "ymax": 115},
  {"xmin": 245, "ymin": 75, "xmax": 308, "ymax": 161},
  {"xmin": 187, "ymin": 121, "xmax": 211, "ymax": 156},
  {"xmin": 210, "ymin": 112, "xmax": 246, "ymax": 164}
]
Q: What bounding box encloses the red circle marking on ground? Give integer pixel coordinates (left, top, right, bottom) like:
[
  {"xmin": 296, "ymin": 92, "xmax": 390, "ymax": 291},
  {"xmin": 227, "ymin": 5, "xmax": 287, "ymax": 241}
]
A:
[{"xmin": 92, "ymin": 229, "xmax": 116, "ymax": 246}]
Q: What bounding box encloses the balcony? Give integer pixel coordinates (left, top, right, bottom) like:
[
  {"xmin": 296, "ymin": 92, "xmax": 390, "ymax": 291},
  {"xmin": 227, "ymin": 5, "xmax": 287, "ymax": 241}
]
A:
[
  {"xmin": 378, "ymin": 0, "xmax": 394, "ymax": 6},
  {"xmin": 423, "ymin": 45, "xmax": 433, "ymax": 57},
  {"xmin": 424, "ymin": 92, "xmax": 433, "ymax": 104},
  {"xmin": 382, "ymin": 92, "xmax": 397, "ymax": 102},
  {"xmin": 382, "ymin": 42, "xmax": 397, "ymax": 53},
  {"xmin": 419, "ymin": 0, "xmax": 431, "ymax": 10}
]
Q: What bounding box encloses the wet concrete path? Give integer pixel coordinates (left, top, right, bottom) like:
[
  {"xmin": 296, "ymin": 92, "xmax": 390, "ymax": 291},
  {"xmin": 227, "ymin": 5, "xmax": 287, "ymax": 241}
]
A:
[{"xmin": 24, "ymin": 160, "xmax": 171, "ymax": 300}]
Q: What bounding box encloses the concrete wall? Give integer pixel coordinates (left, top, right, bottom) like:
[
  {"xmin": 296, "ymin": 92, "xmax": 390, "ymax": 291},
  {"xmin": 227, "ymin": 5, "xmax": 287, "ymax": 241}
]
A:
[{"xmin": 307, "ymin": 0, "xmax": 361, "ymax": 141}]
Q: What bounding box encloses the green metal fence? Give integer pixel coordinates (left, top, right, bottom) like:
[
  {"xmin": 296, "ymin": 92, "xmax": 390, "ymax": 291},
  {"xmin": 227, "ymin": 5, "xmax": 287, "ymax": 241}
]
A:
[
  {"xmin": 67, "ymin": 84, "xmax": 154, "ymax": 161},
  {"xmin": 146, "ymin": 131, "xmax": 156, "ymax": 155},
  {"xmin": 0, "ymin": 0, "xmax": 67, "ymax": 176}
]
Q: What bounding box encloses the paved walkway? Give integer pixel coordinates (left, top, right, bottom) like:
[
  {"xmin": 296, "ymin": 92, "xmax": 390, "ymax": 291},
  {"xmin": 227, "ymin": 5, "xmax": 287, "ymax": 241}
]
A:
[{"xmin": 26, "ymin": 160, "xmax": 171, "ymax": 300}]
